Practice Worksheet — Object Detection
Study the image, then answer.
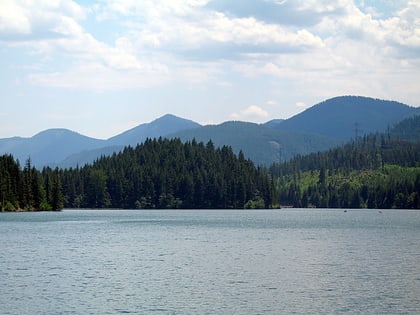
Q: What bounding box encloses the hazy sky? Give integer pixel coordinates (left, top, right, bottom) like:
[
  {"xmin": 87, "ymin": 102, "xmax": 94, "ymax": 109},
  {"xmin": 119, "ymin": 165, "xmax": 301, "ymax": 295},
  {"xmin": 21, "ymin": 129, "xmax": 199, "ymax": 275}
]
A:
[{"xmin": 1, "ymin": 0, "xmax": 419, "ymax": 139}]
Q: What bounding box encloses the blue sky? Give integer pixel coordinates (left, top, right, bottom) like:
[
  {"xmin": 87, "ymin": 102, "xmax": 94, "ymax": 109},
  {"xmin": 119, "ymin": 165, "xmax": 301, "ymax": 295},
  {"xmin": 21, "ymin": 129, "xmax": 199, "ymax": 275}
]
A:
[{"xmin": 1, "ymin": 0, "xmax": 419, "ymax": 139}]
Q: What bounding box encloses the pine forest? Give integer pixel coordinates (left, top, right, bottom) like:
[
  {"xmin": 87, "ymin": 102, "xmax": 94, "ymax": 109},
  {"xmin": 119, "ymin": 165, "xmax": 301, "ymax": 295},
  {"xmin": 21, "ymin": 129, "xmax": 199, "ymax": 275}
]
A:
[
  {"xmin": 1, "ymin": 132, "xmax": 419, "ymax": 211},
  {"xmin": 269, "ymin": 134, "xmax": 420, "ymax": 209}
]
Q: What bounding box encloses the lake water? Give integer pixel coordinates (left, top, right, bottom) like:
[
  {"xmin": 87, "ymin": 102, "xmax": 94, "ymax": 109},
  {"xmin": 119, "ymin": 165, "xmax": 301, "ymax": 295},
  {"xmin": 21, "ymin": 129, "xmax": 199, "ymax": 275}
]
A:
[{"xmin": 1, "ymin": 209, "xmax": 419, "ymax": 314}]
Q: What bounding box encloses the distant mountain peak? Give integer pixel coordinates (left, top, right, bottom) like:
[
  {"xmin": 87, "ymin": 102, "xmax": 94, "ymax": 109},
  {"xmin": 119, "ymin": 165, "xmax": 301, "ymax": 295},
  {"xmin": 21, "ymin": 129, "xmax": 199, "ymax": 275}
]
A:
[
  {"xmin": 32, "ymin": 128, "xmax": 101, "ymax": 142},
  {"xmin": 1, "ymin": 96, "xmax": 418, "ymax": 168},
  {"xmin": 152, "ymin": 114, "xmax": 199, "ymax": 124},
  {"xmin": 267, "ymin": 95, "xmax": 419, "ymax": 140},
  {"xmin": 107, "ymin": 114, "xmax": 201, "ymax": 146},
  {"xmin": 33, "ymin": 128, "xmax": 78, "ymax": 138},
  {"xmin": 0, "ymin": 128, "xmax": 106, "ymax": 167},
  {"xmin": 156, "ymin": 113, "xmax": 179, "ymax": 120},
  {"xmin": 315, "ymin": 95, "xmax": 411, "ymax": 109}
]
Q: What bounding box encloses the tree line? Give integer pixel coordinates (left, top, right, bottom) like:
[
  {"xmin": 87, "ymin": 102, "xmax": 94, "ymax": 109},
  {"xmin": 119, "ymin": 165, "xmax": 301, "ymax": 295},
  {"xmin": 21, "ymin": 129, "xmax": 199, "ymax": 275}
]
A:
[
  {"xmin": 0, "ymin": 155, "xmax": 63, "ymax": 211},
  {"xmin": 60, "ymin": 138, "xmax": 275, "ymax": 209},
  {"xmin": 1, "ymin": 138, "xmax": 275, "ymax": 211},
  {"xmin": 269, "ymin": 134, "xmax": 420, "ymax": 209},
  {"xmin": 2, "ymin": 131, "xmax": 419, "ymax": 211}
]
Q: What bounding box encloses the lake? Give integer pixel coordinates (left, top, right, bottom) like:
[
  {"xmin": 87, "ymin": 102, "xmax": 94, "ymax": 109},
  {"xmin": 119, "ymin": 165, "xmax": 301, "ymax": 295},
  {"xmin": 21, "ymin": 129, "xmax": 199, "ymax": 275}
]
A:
[{"xmin": 1, "ymin": 209, "xmax": 419, "ymax": 314}]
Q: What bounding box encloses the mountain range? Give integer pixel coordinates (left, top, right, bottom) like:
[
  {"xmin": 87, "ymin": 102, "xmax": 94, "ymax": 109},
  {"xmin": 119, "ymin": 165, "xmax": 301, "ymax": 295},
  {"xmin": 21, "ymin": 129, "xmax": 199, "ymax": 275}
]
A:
[
  {"xmin": 265, "ymin": 96, "xmax": 418, "ymax": 140},
  {"xmin": 1, "ymin": 96, "xmax": 419, "ymax": 168}
]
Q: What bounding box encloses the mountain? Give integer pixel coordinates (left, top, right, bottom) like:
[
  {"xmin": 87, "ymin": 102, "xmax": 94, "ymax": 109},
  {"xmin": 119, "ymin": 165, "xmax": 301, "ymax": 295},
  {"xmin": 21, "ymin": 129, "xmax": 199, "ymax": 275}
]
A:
[
  {"xmin": 171, "ymin": 121, "xmax": 340, "ymax": 165},
  {"xmin": 59, "ymin": 145, "xmax": 124, "ymax": 169},
  {"xmin": 107, "ymin": 114, "xmax": 201, "ymax": 146},
  {"xmin": 60, "ymin": 121, "xmax": 339, "ymax": 167},
  {"xmin": 1, "ymin": 96, "xmax": 419, "ymax": 168},
  {"xmin": 265, "ymin": 96, "xmax": 420, "ymax": 140},
  {"xmin": 60, "ymin": 114, "xmax": 202, "ymax": 168},
  {"xmin": 0, "ymin": 129, "xmax": 106, "ymax": 167},
  {"xmin": 0, "ymin": 115, "xmax": 201, "ymax": 168},
  {"xmin": 263, "ymin": 119, "xmax": 284, "ymax": 128},
  {"xmin": 389, "ymin": 114, "xmax": 420, "ymax": 142}
]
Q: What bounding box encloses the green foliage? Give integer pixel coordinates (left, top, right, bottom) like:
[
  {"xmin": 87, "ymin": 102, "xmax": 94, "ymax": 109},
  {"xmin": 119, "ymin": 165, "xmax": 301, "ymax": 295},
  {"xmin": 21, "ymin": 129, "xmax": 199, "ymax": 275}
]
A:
[
  {"xmin": 40, "ymin": 200, "xmax": 52, "ymax": 211},
  {"xmin": 244, "ymin": 196, "xmax": 265, "ymax": 209},
  {"xmin": 3, "ymin": 201, "xmax": 16, "ymax": 211},
  {"xmin": 173, "ymin": 121, "xmax": 340, "ymax": 165},
  {"xmin": 276, "ymin": 167, "xmax": 420, "ymax": 209},
  {"xmin": 390, "ymin": 114, "xmax": 420, "ymax": 141},
  {"xmin": 270, "ymin": 135, "xmax": 420, "ymax": 209},
  {"xmin": 50, "ymin": 168, "xmax": 64, "ymax": 211},
  {"xmin": 0, "ymin": 155, "xmax": 62, "ymax": 211},
  {"xmin": 60, "ymin": 138, "xmax": 275, "ymax": 209}
]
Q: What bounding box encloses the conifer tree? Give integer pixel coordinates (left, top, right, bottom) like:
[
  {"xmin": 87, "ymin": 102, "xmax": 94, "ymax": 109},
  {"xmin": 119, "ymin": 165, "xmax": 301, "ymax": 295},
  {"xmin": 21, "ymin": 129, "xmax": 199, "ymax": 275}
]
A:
[{"xmin": 51, "ymin": 168, "xmax": 64, "ymax": 211}]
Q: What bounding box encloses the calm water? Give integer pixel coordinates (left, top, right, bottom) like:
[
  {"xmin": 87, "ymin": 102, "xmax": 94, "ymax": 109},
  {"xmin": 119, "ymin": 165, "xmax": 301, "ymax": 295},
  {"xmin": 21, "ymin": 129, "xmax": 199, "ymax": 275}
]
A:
[{"xmin": 1, "ymin": 209, "xmax": 419, "ymax": 314}]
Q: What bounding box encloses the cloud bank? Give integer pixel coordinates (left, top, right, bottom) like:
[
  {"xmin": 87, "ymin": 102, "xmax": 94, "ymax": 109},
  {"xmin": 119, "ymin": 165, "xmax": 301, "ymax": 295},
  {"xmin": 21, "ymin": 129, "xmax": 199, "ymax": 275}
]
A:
[{"xmin": 1, "ymin": 0, "xmax": 419, "ymax": 128}]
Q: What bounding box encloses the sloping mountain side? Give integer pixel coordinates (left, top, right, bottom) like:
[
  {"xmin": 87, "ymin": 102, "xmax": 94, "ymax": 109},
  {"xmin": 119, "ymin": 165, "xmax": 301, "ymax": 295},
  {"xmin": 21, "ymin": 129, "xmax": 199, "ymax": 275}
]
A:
[
  {"xmin": 59, "ymin": 121, "xmax": 340, "ymax": 167},
  {"xmin": 1, "ymin": 96, "xmax": 418, "ymax": 168},
  {"xmin": 59, "ymin": 145, "xmax": 124, "ymax": 169},
  {"xmin": 0, "ymin": 115, "xmax": 201, "ymax": 168},
  {"xmin": 107, "ymin": 114, "xmax": 201, "ymax": 146},
  {"xmin": 265, "ymin": 96, "xmax": 420, "ymax": 140},
  {"xmin": 0, "ymin": 129, "xmax": 106, "ymax": 168},
  {"xmin": 389, "ymin": 114, "xmax": 420, "ymax": 141},
  {"xmin": 269, "ymin": 133, "xmax": 420, "ymax": 209},
  {"xmin": 263, "ymin": 119, "xmax": 284, "ymax": 128},
  {"xmin": 171, "ymin": 121, "xmax": 340, "ymax": 165}
]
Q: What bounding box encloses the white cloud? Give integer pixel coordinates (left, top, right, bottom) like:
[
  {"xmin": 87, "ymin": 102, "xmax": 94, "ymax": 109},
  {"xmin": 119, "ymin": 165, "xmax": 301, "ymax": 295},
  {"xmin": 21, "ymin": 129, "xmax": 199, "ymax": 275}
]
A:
[
  {"xmin": 385, "ymin": 1, "xmax": 420, "ymax": 51},
  {"xmin": 231, "ymin": 105, "xmax": 269, "ymax": 121},
  {"xmin": 222, "ymin": 0, "xmax": 420, "ymax": 108},
  {"xmin": 205, "ymin": 0, "xmax": 348, "ymax": 27},
  {"xmin": 244, "ymin": 105, "xmax": 268, "ymax": 117},
  {"xmin": 28, "ymin": 62, "xmax": 169, "ymax": 91},
  {"xmin": 99, "ymin": 0, "xmax": 325, "ymax": 60},
  {"xmin": 0, "ymin": 0, "xmax": 86, "ymax": 40},
  {"xmin": 16, "ymin": 0, "xmax": 324, "ymax": 91},
  {"xmin": 0, "ymin": 0, "xmax": 174, "ymax": 91},
  {"xmin": 233, "ymin": 62, "xmax": 283, "ymax": 78},
  {"xmin": 315, "ymin": 0, "xmax": 420, "ymax": 56},
  {"xmin": 0, "ymin": 1, "xmax": 31, "ymax": 36},
  {"xmin": 200, "ymin": 119, "xmax": 216, "ymax": 126},
  {"xmin": 96, "ymin": 0, "xmax": 206, "ymax": 19},
  {"xmin": 1, "ymin": 0, "xmax": 419, "ymax": 110},
  {"xmin": 295, "ymin": 102, "xmax": 307, "ymax": 108}
]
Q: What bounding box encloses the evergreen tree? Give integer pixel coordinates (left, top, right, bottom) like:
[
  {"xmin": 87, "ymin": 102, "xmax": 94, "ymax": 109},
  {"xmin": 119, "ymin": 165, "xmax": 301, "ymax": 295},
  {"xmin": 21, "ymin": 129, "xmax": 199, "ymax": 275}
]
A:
[
  {"xmin": 0, "ymin": 155, "xmax": 64, "ymax": 211},
  {"xmin": 269, "ymin": 134, "xmax": 420, "ymax": 209},
  {"xmin": 22, "ymin": 158, "xmax": 34, "ymax": 209},
  {"xmin": 51, "ymin": 168, "xmax": 64, "ymax": 211},
  {"xmin": 59, "ymin": 138, "xmax": 275, "ymax": 209}
]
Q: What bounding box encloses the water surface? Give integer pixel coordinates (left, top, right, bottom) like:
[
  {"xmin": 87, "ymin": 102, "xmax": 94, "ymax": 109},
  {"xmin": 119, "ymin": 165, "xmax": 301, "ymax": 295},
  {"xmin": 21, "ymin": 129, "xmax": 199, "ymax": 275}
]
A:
[{"xmin": 1, "ymin": 209, "xmax": 419, "ymax": 314}]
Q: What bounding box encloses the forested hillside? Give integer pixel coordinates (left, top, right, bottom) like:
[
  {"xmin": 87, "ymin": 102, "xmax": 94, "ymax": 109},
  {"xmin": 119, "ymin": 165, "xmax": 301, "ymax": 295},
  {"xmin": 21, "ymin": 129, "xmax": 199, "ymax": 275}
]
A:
[
  {"xmin": 1, "ymin": 96, "xmax": 417, "ymax": 168},
  {"xmin": 61, "ymin": 138, "xmax": 275, "ymax": 209},
  {"xmin": 107, "ymin": 114, "xmax": 201, "ymax": 146},
  {"xmin": 269, "ymin": 134, "xmax": 420, "ymax": 209},
  {"xmin": 267, "ymin": 96, "xmax": 419, "ymax": 140},
  {"xmin": 2, "ymin": 118, "xmax": 419, "ymax": 211},
  {"xmin": 172, "ymin": 121, "xmax": 339, "ymax": 165},
  {"xmin": 390, "ymin": 115, "xmax": 420, "ymax": 141},
  {"xmin": 0, "ymin": 115, "xmax": 200, "ymax": 168},
  {"xmin": 0, "ymin": 155, "xmax": 63, "ymax": 211}
]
